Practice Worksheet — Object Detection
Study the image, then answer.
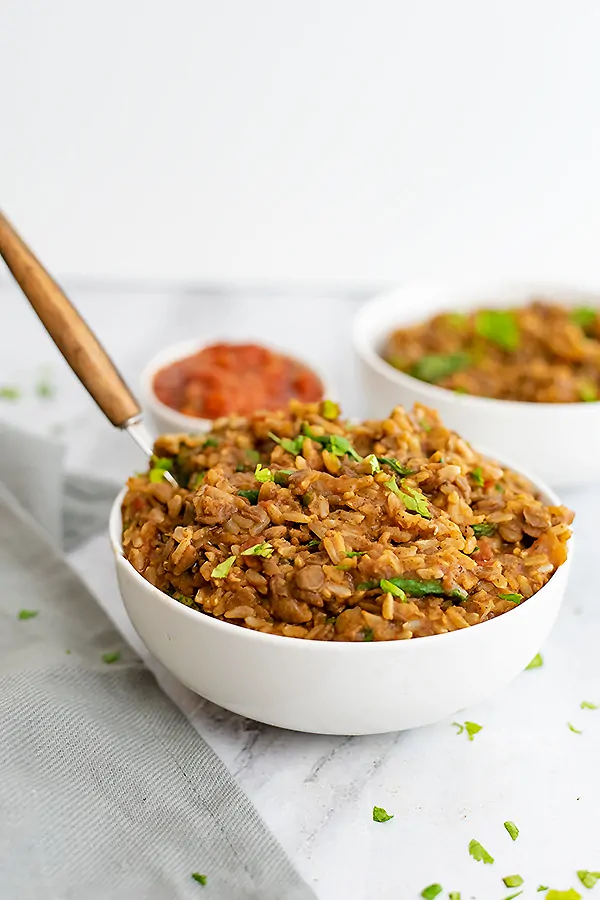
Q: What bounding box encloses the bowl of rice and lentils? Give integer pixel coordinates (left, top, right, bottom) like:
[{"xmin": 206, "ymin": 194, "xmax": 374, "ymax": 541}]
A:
[{"xmin": 354, "ymin": 282, "xmax": 600, "ymax": 486}]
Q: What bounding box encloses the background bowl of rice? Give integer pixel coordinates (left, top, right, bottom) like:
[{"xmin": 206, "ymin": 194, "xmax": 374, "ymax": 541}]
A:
[
  {"xmin": 353, "ymin": 281, "xmax": 600, "ymax": 488},
  {"xmin": 109, "ymin": 467, "xmax": 572, "ymax": 736}
]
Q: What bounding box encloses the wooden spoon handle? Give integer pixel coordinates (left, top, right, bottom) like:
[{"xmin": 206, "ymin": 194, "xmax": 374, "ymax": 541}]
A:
[{"xmin": 0, "ymin": 211, "xmax": 140, "ymax": 428}]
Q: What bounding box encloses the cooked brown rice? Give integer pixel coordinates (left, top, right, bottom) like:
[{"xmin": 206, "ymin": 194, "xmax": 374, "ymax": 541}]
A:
[{"xmin": 121, "ymin": 401, "xmax": 573, "ymax": 642}]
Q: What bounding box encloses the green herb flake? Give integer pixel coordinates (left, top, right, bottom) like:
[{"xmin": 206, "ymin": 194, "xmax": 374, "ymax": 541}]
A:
[
  {"xmin": 377, "ymin": 456, "xmax": 416, "ymax": 477},
  {"xmin": 538, "ymin": 888, "xmax": 549, "ymax": 893},
  {"xmin": 356, "ymin": 581, "xmax": 378, "ymax": 592},
  {"xmin": 392, "ymin": 481, "xmax": 432, "ymax": 519},
  {"xmin": 468, "ymin": 838, "xmax": 494, "ymax": 864},
  {"xmin": 579, "ymin": 381, "xmax": 598, "ymax": 402},
  {"xmin": 306, "ymin": 539, "xmax": 320, "ymax": 548},
  {"xmin": 321, "ymin": 399, "xmax": 340, "ymax": 420},
  {"xmin": 191, "ymin": 872, "xmax": 207, "ymax": 885},
  {"xmin": 364, "ymin": 454, "xmax": 381, "ymax": 474},
  {"xmin": 421, "ymin": 885, "xmax": 443, "ymax": 899},
  {"xmin": 17, "ymin": 609, "xmax": 39, "ymax": 620},
  {"xmin": 410, "ymin": 352, "xmax": 470, "ymax": 384},
  {"xmin": 328, "ymin": 434, "xmax": 362, "ymax": 461},
  {"xmin": 571, "ymin": 307, "xmax": 597, "ymax": 331},
  {"xmin": 465, "ymin": 721, "xmax": 482, "ymax": 740},
  {"xmin": 385, "ymin": 576, "xmax": 467, "ymax": 602},
  {"xmin": 380, "ymin": 578, "xmax": 407, "ymax": 601},
  {"xmin": 472, "ymin": 521, "xmax": 497, "ymax": 537},
  {"xmin": 581, "ymin": 701, "xmax": 598, "ymax": 710},
  {"xmin": 203, "ymin": 437, "xmax": 219, "ymax": 448},
  {"xmin": 568, "ymin": 722, "xmax": 582, "ymax": 734},
  {"xmin": 102, "ymin": 651, "xmax": 121, "ymax": 664},
  {"xmin": 362, "ymin": 628, "xmax": 374, "ymax": 642},
  {"xmin": 241, "ymin": 542, "xmax": 274, "ymax": 559},
  {"xmin": 175, "ymin": 593, "xmax": 195, "ymax": 608},
  {"xmin": 470, "ymin": 466, "xmax": 484, "ymax": 487},
  {"xmin": 503, "ymin": 892, "xmax": 523, "ymax": 900},
  {"xmin": 545, "ymin": 891, "xmax": 582, "ymax": 900},
  {"xmin": 0, "ymin": 385, "xmax": 21, "ymax": 400},
  {"xmin": 346, "ymin": 550, "xmax": 365, "ymax": 558},
  {"xmin": 448, "ymin": 894, "xmax": 461, "ymax": 900},
  {"xmin": 36, "ymin": 379, "xmax": 55, "ymax": 399},
  {"xmin": 499, "ymin": 593, "xmax": 523, "ymax": 604},
  {"xmin": 526, "ymin": 654, "xmax": 543, "ymax": 670},
  {"xmin": 238, "ymin": 488, "xmax": 259, "ymax": 504},
  {"xmin": 577, "ymin": 871, "xmax": 600, "ymax": 889},
  {"xmin": 268, "ymin": 432, "xmax": 304, "ymax": 456},
  {"xmin": 372, "ymin": 805, "xmax": 393, "ymax": 823},
  {"xmin": 148, "ymin": 468, "xmax": 167, "ymax": 483},
  {"xmin": 503, "ymin": 875, "xmax": 524, "ymax": 888},
  {"xmin": 475, "ymin": 309, "xmax": 520, "ymax": 351},
  {"xmin": 504, "ymin": 821, "xmax": 519, "ymax": 841},
  {"xmin": 254, "ymin": 464, "xmax": 274, "ymax": 483},
  {"xmin": 211, "ymin": 556, "xmax": 236, "ymax": 578},
  {"xmin": 453, "ymin": 722, "xmax": 464, "ymax": 735}
]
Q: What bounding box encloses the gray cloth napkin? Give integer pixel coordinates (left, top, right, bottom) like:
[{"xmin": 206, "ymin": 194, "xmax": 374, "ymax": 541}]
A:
[{"xmin": 0, "ymin": 428, "xmax": 315, "ymax": 900}]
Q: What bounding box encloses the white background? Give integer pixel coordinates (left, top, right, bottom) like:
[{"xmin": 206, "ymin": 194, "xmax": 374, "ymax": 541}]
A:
[{"xmin": 3, "ymin": 0, "xmax": 600, "ymax": 287}]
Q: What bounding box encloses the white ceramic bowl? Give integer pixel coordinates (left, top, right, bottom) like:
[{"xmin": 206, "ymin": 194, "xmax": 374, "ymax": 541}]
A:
[
  {"xmin": 353, "ymin": 282, "xmax": 600, "ymax": 488},
  {"xmin": 110, "ymin": 475, "xmax": 571, "ymax": 736},
  {"xmin": 140, "ymin": 338, "xmax": 334, "ymax": 437}
]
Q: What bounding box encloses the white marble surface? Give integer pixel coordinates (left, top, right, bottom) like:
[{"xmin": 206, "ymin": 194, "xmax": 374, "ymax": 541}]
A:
[{"xmin": 1, "ymin": 281, "xmax": 598, "ymax": 900}]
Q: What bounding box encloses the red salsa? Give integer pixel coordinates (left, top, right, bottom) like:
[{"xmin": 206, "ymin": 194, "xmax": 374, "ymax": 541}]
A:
[{"xmin": 153, "ymin": 343, "xmax": 324, "ymax": 419}]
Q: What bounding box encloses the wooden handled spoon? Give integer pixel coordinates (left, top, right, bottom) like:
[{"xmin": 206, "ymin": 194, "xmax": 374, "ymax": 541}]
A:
[{"xmin": 0, "ymin": 210, "xmax": 177, "ymax": 485}]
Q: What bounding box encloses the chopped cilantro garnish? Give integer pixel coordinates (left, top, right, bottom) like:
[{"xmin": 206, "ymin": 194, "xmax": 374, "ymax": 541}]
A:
[
  {"xmin": 499, "ymin": 593, "xmax": 522, "ymax": 604},
  {"xmin": 254, "ymin": 463, "xmax": 274, "ymax": 483},
  {"xmin": 380, "ymin": 579, "xmax": 407, "ymax": 601},
  {"xmin": 454, "ymin": 721, "xmax": 482, "ymax": 740},
  {"xmin": 211, "ymin": 556, "xmax": 236, "ymax": 578},
  {"xmin": 579, "ymin": 382, "xmax": 598, "ymax": 402},
  {"xmin": 36, "ymin": 379, "xmax": 55, "ymax": 399},
  {"xmin": 191, "ymin": 873, "xmax": 207, "ymax": 885},
  {"xmin": 273, "ymin": 469, "xmax": 295, "ymax": 486},
  {"xmin": 356, "ymin": 581, "xmax": 378, "ymax": 592},
  {"xmin": 385, "ymin": 479, "xmax": 431, "ymax": 518},
  {"xmin": 568, "ymin": 722, "xmax": 582, "ymax": 734},
  {"xmin": 321, "ymin": 400, "xmax": 340, "ymax": 420},
  {"xmin": 241, "ymin": 542, "xmax": 274, "ymax": 558},
  {"xmin": 268, "ymin": 432, "xmax": 304, "ymax": 456},
  {"xmin": 385, "ymin": 576, "xmax": 467, "ymax": 601},
  {"xmin": 102, "ymin": 651, "xmax": 121, "ymax": 664},
  {"xmin": 0, "ymin": 385, "xmax": 21, "ymax": 400},
  {"xmin": 410, "ymin": 352, "xmax": 470, "ymax": 384},
  {"xmin": 364, "ymin": 454, "xmax": 381, "ymax": 473},
  {"xmin": 346, "ymin": 550, "xmax": 365, "ymax": 558},
  {"xmin": 301, "ymin": 425, "xmax": 362, "ymax": 461},
  {"xmin": 503, "ymin": 875, "xmax": 524, "ymax": 888},
  {"xmin": 362, "ymin": 628, "xmax": 374, "ymax": 642},
  {"xmin": 581, "ymin": 701, "xmax": 598, "ymax": 710},
  {"xmin": 546, "ymin": 891, "xmax": 582, "ymax": 900},
  {"xmin": 475, "ymin": 309, "xmax": 520, "ymax": 351},
  {"xmin": 526, "ymin": 653, "xmax": 543, "ymax": 670},
  {"xmin": 306, "ymin": 539, "xmax": 320, "ymax": 548},
  {"xmin": 378, "ymin": 456, "xmax": 416, "ymax": 477},
  {"xmin": 571, "ymin": 306, "xmax": 597, "ymax": 331},
  {"xmin": 421, "ymin": 885, "xmax": 443, "ymax": 899},
  {"xmin": 470, "ymin": 467, "xmax": 484, "ymax": 487},
  {"xmin": 372, "ymin": 805, "xmax": 393, "ymax": 822},
  {"xmin": 468, "ymin": 838, "xmax": 494, "ymax": 864},
  {"xmin": 238, "ymin": 489, "xmax": 259, "ymax": 504},
  {"xmin": 472, "ymin": 521, "xmax": 496, "ymax": 537},
  {"xmin": 577, "ymin": 871, "xmax": 600, "ymax": 889},
  {"xmin": 17, "ymin": 609, "xmax": 38, "ymax": 620},
  {"xmin": 504, "ymin": 821, "xmax": 519, "ymax": 841},
  {"xmin": 203, "ymin": 437, "xmax": 219, "ymax": 448}
]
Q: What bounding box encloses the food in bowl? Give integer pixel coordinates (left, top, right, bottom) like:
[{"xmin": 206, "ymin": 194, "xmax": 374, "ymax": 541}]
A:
[
  {"xmin": 121, "ymin": 401, "xmax": 573, "ymax": 642},
  {"xmin": 152, "ymin": 342, "xmax": 324, "ymax": 419},
  {"xmin": 383, "ymin": 300, "xmax": 600, "ymax": 402}
]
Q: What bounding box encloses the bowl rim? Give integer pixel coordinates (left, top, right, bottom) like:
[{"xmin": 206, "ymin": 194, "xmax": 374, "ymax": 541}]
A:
[
  {"xmin": 111, "ymin": 458, "xmax": 572, "ymax": 653},
  {"xmin": 140, "ymin": 337, "xmax": 335, "ymax": 432},
  {"xmin": 353, "ymin": 281, "xmax": 600, "ymax": 412}
]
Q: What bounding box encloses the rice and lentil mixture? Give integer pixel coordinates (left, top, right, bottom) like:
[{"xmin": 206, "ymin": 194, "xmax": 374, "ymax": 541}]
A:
[
  {"xmin": 383, "ymin": 300, "xmax": 600, "ymax": 402},
  {"xmin": 121, "ymin": 401, "xmax": 573, "ymax": 642}
]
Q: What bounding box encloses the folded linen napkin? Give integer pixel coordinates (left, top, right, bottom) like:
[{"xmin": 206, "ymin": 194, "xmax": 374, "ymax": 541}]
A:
[{"xmin": 0, "ymin": 425, "xmax": 315, "ymax": 900}]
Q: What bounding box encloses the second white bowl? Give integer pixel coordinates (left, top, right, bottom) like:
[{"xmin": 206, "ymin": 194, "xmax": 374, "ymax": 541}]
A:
[{"xmin": 353, "ymin": 281, "xmax": 600, "ymax": 488}]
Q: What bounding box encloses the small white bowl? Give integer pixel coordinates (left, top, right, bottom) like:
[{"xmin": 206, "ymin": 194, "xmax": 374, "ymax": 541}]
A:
[
  {"xmin": 110, "ymin": 473, "xmax": 571, "ymax": 735},
  {"xmin": 140, "ymin": 338, "xmax": 333, "ymax": 437},
  {"xmin": 353, "ymin": 282, "xmax": 600, "ymax": 488}
]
